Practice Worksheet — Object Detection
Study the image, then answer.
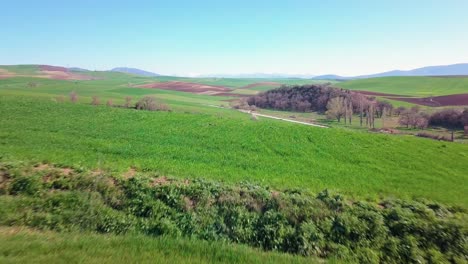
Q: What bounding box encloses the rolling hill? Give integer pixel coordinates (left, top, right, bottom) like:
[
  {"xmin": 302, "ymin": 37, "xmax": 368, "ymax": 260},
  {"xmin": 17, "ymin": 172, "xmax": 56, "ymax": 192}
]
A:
[{"xmin": 110, "ymin": 67, "xmax": 161, "ymax": 77}]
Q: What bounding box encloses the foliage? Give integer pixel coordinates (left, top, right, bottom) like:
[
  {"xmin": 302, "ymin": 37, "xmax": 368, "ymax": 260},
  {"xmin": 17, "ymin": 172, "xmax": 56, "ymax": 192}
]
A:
[
  {"xmin": 246, "ymin": 84, "xmax": 350, "ymax": 112},
  {"xmin": 0, "ymin": 163, "xmax": 466, "ymax": 263},
  {"xmin": 429, "ymin": 109, "xmax": 466, "ymax": 129},
  {"xmin": 1, "ymin": 96, "xmax": 467, "ymax": 206},
  {"xmin": 136, "ymin": 96, "xmax": 169, "ymax": 111}
]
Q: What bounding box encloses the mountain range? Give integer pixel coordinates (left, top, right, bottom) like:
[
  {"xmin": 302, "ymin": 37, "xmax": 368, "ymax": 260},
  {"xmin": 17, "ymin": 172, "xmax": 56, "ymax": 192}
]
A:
[
  {"xmin": 312, "ymin": 63, "xmax": 468, "ymax": 80},
  {"xmin": 110, "ymin": 67, "xmax": 161, "ymax": 77},
  {"xmin": 63, "ymin": 63, "xmax": 468, "ymax": 79}
]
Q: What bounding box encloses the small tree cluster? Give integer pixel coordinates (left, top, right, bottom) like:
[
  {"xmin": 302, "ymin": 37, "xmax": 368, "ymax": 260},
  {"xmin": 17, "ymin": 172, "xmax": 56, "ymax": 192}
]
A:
[
  {"xmin": 91, "ymin": 96, "xmax": 100, "ymax": 106},
  {"xmin": 136, "ymin": 96, "xmax": 169, "ymax": 111},
  {"xmin": 398, "ymin": 109, "xmax": 429, "ymax": 129},
  {"xmin": 69, "ymin": 91, "xmax": 78, "ymax": 103},
  {"xmin": 429, "ymin": 109, "xmax": 467, "ymax": 141},
  {"xmin": 124, "ymin": 96, "xmax": 132, "ymax": 108},
  {"xmin": 247, "ymin": 84, "xmax": 350, "ymax": 112}
]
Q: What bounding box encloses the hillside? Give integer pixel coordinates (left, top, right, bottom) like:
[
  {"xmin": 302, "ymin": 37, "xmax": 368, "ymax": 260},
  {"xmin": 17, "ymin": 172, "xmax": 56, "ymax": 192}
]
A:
[
  {"xmin": 356, "ymin": 63, "xmax": 468, "ymax": 78},
  {"xmin": 337, "ymin": 76, "xmax": 468, "ymax": 96},
  {"xmin": 111, "ymin": 67, "xmax": 161, "ymax": 77},
  {"xmin": 0, "ymin": 96, "xmax": 467, "ymax": 206}
]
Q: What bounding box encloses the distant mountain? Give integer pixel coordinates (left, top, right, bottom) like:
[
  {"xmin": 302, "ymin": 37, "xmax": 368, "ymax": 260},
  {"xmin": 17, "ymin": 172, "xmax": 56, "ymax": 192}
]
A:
[
  {"xmin": 355, "ymin": 63, "xmax": 468, "ymax": 79},
  {"xmin": 111, "ymin": 67, "xmax": 160, "ymax": 77},
  {"xmin": 68, "ymin": 67, "xmax": 90, "ymax": 72},
  {"xmin": 197, "ymin": 73, "xmax": 315, "ymax": 79},
  {"xmin": 312, "ymin": 74, "xmax": 350, "ymax": 80}
]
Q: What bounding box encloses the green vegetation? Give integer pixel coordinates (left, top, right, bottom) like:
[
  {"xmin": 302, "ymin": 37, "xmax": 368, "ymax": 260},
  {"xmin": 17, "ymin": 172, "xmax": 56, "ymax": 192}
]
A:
[
  {"xmin": 0, "ymin": 228, "xmax": 312, "ymax": 264},
  {"xmin": 1, "ymin": 96, "xmax": 467, "ymax": 206},
  {"xmin": 338, "ymin": 76, "xmax": 468, "ymax": 96},
  {"xmin": 0, "ymin": 163, "xmax": 466, "ymax": 263},
  {"xmin": 1, "ymin": 68, "xmax": 468, "ymax": 262},
  {"xmin": 0, "ymin": 65, "xmax": 40, "ymax": 75}
]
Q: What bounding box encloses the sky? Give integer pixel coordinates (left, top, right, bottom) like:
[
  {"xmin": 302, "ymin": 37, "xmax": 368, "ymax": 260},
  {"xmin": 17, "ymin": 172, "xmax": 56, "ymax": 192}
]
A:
[{"xmin": 1, "ymin": 0, "xmax": 468, "ymax": 76}]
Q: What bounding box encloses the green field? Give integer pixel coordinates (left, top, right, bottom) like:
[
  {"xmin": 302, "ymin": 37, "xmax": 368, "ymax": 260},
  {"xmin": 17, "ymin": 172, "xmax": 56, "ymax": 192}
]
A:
[
  {"xmin": 1, "ymin": 68, "xmax": 468, "ymax": 263},
  {"xmin": 337, "ymin": 76, "xmax": 468, "ymax": 96},
  {"xmin": 1, "ymin": 96, "xmax": 467, "ymax": 206},
  {"xmin": 0, "ymin": 228, "xmax": 313, "ymax": 264}
]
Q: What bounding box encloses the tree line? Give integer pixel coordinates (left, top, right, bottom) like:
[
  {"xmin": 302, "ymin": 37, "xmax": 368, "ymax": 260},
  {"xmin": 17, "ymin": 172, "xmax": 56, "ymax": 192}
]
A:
[
  {"xmin": 55, "ymin": 91, "xmax": 170, "ymax": 111},
  {"xmin": 246, "ymin": 85, "xmax": 468, "ymax": 139}
]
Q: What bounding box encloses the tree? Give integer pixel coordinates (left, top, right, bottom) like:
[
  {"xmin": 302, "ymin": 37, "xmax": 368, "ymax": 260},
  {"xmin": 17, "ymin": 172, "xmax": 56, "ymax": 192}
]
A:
[
  {"xmin": 136, "ymin": 96, "xmax": 157, "ymax": 111},
  {"xmin": 124, "ymin": 96, "xmax": 132, "ymax": 108},
  {"xmin": 376, "ymin": 101, "xmax": 393, "ymax": 118},
  {"xmin": 429, "ymin": 109, "xmax": 463, "ymax": 141},
  {"xmin": 91, "ymin": 96, "xmax": 100, "ymax": 105},
  {"xmin": 70, "ymin": 91, "xmax": 78, "ymax": 103},
  {"xmin": 106, "ymin": 99, "xmax": 113, "ymax": 107},
  {"xmin": 326, "ymin": 97, "xmax": 346, "ymax": 122},
  {"xmin": 348, "ymin": 99, "xmax": 353, "ymax": 124},
  {"xmin": 462, "ymin": 109, "xmax": 468, "ymax": 126},
  {"xmin": 394, "ymin": 106, "xmax": 406, "ymax": 116},
  {"xmin": 398, "ymin": 110, "xmax": 413, "ymax": 128}
]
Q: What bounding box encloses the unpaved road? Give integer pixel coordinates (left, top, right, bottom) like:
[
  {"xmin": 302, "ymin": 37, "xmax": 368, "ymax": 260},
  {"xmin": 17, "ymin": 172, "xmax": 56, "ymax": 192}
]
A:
[
  {"xmin": 204, "ymin": 104, "xmax": 327, "ymax": 128},
  {"xmin": 238, "ymin": 110, "xmax": 328, "ymax": 128}
]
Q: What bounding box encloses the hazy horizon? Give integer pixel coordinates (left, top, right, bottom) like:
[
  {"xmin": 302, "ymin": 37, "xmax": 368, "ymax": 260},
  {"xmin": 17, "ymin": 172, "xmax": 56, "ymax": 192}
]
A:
[{"xmin": 2, "ymin": 0, "xmax": 468, "ymax": 76}]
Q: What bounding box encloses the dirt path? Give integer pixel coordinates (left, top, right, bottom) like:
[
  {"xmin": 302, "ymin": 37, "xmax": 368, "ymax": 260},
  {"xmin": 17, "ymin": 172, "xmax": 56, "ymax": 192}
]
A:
[
  {"xmin": 238, "ymin": 110, "xmax": 328, "ymax": 128},
  {"xmin": 204, "ymin": 104, "xmax": 327, "ymax": 128}
]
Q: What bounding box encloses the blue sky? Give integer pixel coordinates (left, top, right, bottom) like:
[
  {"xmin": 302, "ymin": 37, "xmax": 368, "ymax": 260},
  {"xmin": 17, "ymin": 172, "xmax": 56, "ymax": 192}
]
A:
[{"xmin": 1, "ymin": 0, "xmax": 467, "ymax": 76}]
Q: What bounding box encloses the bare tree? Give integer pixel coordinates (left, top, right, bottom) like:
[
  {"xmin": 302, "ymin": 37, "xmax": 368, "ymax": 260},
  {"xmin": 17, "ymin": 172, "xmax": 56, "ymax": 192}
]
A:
[
  {"xmin": 136, "ymin": 96, "xmax": 169, "ymax": 111},
  {"xmin": 124, "ymin": 96, "xmax": 132, "ymax": 108},
  {"xmin": 70, "ymin": 91, "xmax": 78, "ymax": 103},
  {"xmin": 326, "ymin": 97, "xmax": 346, "ymax": 122},
  {"xmin": 106, "ymin": 99, "xmax": 113, "ymax": 107},
  {"xmin": 91, "ymin": 96, "xmax": 100, "ymax": 106},
  {"xmin": 55, "ymin": 95, "xmax": 65, "ymax": 103}
]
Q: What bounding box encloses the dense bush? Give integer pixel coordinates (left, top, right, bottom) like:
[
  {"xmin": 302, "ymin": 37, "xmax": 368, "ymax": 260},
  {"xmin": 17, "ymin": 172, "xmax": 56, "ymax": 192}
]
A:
[
  {"xmin": 430, "ymin": 109, "xmax": 467, "ymax": 129},
  {"xmin": 246, "ymin": 85, "xmax": 351, "ymax": 112},
  {"xmin": 136, "ymin": 96, "xmax": 169, "ymax": 111},
  {"xmin": 0, "ymin": 163, "xmax": 466, "ymax": 263}
]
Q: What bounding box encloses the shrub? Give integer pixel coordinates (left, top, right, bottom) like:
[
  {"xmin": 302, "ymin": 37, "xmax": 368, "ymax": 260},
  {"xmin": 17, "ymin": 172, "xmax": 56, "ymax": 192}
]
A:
[
  {"xmin": 55, "ymin": 95, "xmax": 65, "ymax": 103},
  {"xmin": 69, "ymin": 91, "xmax": 78, "ymax": 103},
  {"xmin": 91, "ymin": 96, "xmax": 100, "ymax": 106},
  {"xmin": 124, "ymin": 96, "xmax": 132, "ymax": 108},
  {"xmin": 0, "ymin": 163, "xmax": 466, "ymax": 263},
  {"xmin": 416, "ymin": 132, "xmax": 451, "ymax": 141},
  {"xmin": 10, "ymin": 176, "xmax": 41, "ymax": 195},
  {"xmin": 136, "ymin": 96, "xmax": 169, "ymax": 111}
]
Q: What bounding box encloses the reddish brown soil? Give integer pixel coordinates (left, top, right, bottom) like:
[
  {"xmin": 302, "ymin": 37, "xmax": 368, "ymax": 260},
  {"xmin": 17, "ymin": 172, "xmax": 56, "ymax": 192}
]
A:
[
  {"xmin": 387, "ymin": 94, "xmax": 468, "ymax": 106},
  {"xmin": 243, "ymin": 82, "xmax": 281, "ymax": 89},
  {"xmin": 38, "ymin": 65, "xmax": 94, "ymax": 80},
  {"xmin": 39, "ymin": 65, "xmax": 68, "ymax": 72},
  {"xmin": 137, "ymin": 81, "xmax": 231, "ymax": 94},
  {"xmin": 0, "ymin": 65, "xmax": 94, "ymax": 80}
]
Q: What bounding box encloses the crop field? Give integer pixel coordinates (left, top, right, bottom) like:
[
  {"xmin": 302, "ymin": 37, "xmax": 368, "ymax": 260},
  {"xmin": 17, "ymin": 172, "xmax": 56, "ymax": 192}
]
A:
[
  {"xmin": 338, "ymin": 76, "xmax": 468, "ymax": 96},
  {"xmin": 0, "ymin": 95, "xmax": 467, "ymax": 206},
  {"xmin": 1, "ymin": 67, "xmax": 468, "ymax": 263}
]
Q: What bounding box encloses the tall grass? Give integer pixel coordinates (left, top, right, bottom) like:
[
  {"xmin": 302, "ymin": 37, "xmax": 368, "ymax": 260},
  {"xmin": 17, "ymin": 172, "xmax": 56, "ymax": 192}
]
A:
[{"xmin": 0, "ymin": 228, "xmax": 313, "ymax": 264}]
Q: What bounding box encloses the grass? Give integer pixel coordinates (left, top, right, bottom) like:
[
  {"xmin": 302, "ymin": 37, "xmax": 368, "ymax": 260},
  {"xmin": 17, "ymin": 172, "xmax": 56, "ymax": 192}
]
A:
[
  {"xmin": 0, "ymin": 95, "xmax": 467, "ymax": 207},
  {"xmin": 0, "ymin": 227, "xmax": 314, "ymax": 264},
  {"xmin": 337, "ymin": 76, "xmax": 468, "ymax": 96}
]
